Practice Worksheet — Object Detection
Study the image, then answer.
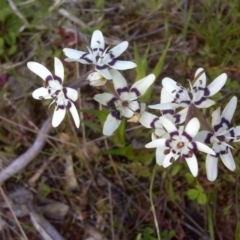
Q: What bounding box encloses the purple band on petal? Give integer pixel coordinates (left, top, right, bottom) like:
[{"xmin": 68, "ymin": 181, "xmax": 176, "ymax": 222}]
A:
[
  {"xmin": 92, "ymin": 48, "xmax": 104, "ymax": 53},
  {"xmin": 81, "ymin": 53, "xmax": 93, "ymax": 63},
  {"xmin": 58, "ymin": 105, "xmax": 65, "ymax": 110},
  {"xmin": 229, "ymin": 129, "xmax": 235, "ymax": 142},
  {"xmin": 45, "ymin": 75, "xmax": 53, "ymax": 83},
  {"xmin": 108, "ymin": 59, "xmax": 117, "ymax": 66},
  {"xmin": 194, "ymin": 97, "xmax": 206, "ymax": 106},
  {"xmin": 181, "ymin": 100, "xmax": 191, "ymax": 105},
  {"xmin": 163, "ymin": 109, "xmax": 174, "ymax": 115},
  {"xmin": 111, "ymin": 111, "xmax": 122, "ymax": 120},
  {"xmin": 130, "ymin": 88, "xmax": 141, "ymax": 97},
  {"xmin": 205, "ymin": 132, "xmax": 213, "ymax": 144},
  {"xmin": 214, "ymin": 117, "xmax": 230, "ymax": 132},
  {"xmin": 96, "ymin": 64, "xmax": 108, "ymax": 70},
  {"xmin": 66, "ymin": 101, "xmax": 72, "ymax": 109},
  {"xmin": 174, "ymin": 114, "xmax": 180, "ymax": 124},
  {"xmin": 182, "ymin": 131, "xmax": 192, "ymax": 141},
  {"xmin": 62, "ymin": 88, "xmax": 68, "ymax": 99},
  {"xmin": 191, "ymin": 142, "xmax": 197, "ymax": 149},
  {"xmin": 150, "ymin": 117, "xmax": 159, "ymax": 128},
  {"xmin": 202, "ymin": 87, "xmax": 210, "ymax": 96},
  {"xmin": 117, "ymin": 87, "xmax": 129, "ymax": 96},
  {"xmin": 170, "ymin": 131, "xmax": 179, "ymax": 138},
  {"xmin": 54, "ymin": 75, "xmax": 62, "ymax": 84}
]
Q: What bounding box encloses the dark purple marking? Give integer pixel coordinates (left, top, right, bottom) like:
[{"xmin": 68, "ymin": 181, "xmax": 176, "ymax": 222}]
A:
[
  {"xmin": 96, "ymin": 64, "xmax": 108, "ymax": 70},
  {"xmin": 58, "ymin": 104, "xmax": 65, "ymax": 110},
  {"xmin": 111, "ymin": 111, "xmax": 122, "ymax": 120},
  {"xmin": 150, "ymin": 117, "xmax": 159, "ymax": 129},
  {"xmin": 174, "ymin": 114, "xmax": 180, "ymax": 124},
  {"xmin": 108, "ymin": 59, "xmax": 117, "ymax": 66},
  {"xmin": 165, "ymin": 139, "xmax": 171, "ymax": 147},
  {"xmin": 54, "ymin": 75, "xmax": 62, "ymax": 84},
  {"xmin": 182, "ymin": 131, "xmax": 192, "ymax": 141},
  {"xmin": 66, "ymin": 101, "xmax": 72, "ymax": 108},
  {"xmin": 81, "ymin": 53, "xmax": 93, "ymax": 63},
  {"xmin": 203, "ymin": 87, "xmax": 210, "ymax": 96},
  {"xmin": 45, "ymin": 75, "xmax": 53, "ymax": 83},
  {"xmin": 130, "ymin": 88, "xmax": 141, "ymax": 97},
  {"xmin": 229, "ymin": 129, "xmax": 235, "ymax": 142},
  {"xmin": 194, "ymin": 97, "xmax": 206, "ymax": 106},
  {"xmin": 181, "ymin": 100, "xmax": 191, "ymax": 105},
  {"xmin": 191, "ymin": 142, "xmax": 197, "ymax": 149},
  {"xmin": 109, "ymin": 53, "xmax": 115, "ymax": 59},
  {"xmin": 163, "ymin": 109, "xmax": 175, "ymax": 115},
  {"xmin": 214, "ymin": 117, "xmax": 230, "ymax": 132},
  {"xmin": 92, "ymin": 47, "xmax": 104, "ymax": 53},
  {"xmin": 205, "ymin": 132, "xmax": 213, "ymax": 144},
  {"xmin": 116, "ymin": 87, "xmax": 129, "ymax": 96},
  {"xmin": 170, "ymin": 130, "xmax": 179, "ymax": 138}
]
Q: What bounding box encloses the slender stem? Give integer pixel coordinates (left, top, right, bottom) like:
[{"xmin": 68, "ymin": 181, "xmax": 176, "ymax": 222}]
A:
[
  {"xmin": 68, "ymin": 71, "xmax": 92, "ymax": 89},
  {"xmin": 193, "ymin": 107, "xmax": 213, "ymax": 132},
  {"xmin": 149, "ymin": 164, "xmax": 161, "ymax": 240}
]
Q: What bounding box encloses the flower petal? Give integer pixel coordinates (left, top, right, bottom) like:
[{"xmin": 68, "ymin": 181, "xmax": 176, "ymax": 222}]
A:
[
  {"xmin": 130, "ymin": 74, "xmax": 155, "ymax": 97},
  {"xmin": 94, "ymin": 93, "xmax": 115, "ymax": 106},
  {"xmin": 148, "ymin": 102, "xmax": 174, "ymax": 110},
  {"xmin": 193, "ymin": 68, "xmax": 206, "ymax": 88},
  {"xmin": 221, "ymin": 96, "xmax": 237, "ymax": 124},
  {"xmin": 220, "ymin": 150, "xmax": 236, "ymax": 171},
  {"xmin": 145, "ymin": 139, "xmax": 168, "ymax": 148},
  {"xmin": 111, "ymin": 69, "xmax": 128, "ymax": 93},
  {"xmin": 206, "ymin": 154, "xmax": 218, "ymax": 181},
  {"xmin": 195, "ymin": 98, "xmax": 215, "ymax": 108},
  {"xmin": 109, "ymin": 60, "xmax": 137, "ymax": 70},
  {"xmin": 194, "ymin": 141, "xmax": 216, "ymax": 155},
  {"xmin": 206, "ymin": 73, "xmax": 227, "ymax": 97},
  {"xmin": 139, "ymin": 112, "xmax": 159, "ymax": 128},
  {"xmin": 64, "ymin": 87, "xmax": 78, "ymax": 102},
  {"xmin": 32, "ymin": 87, "xmax": 52, "ymax": 100},
  {"xmin": 156, "ymin": 148, "xmax": 165, "ymax": 165},
  {"xmin": 103, "ymin": 113, "xmax": 121, "ymax": 136},
  {"xmin": 109, "ymin": 41, "xmax": 128, "ymax": 57},
  {"xmin": 97, "ymin": 68, "xmax": 112, "ymax": 80},
  {"xmin": 63, "ymin": 48, "xmax": 93, "ymax": 64},
  {"xmin": 91, "ymin": 30, "xmax": 105, "ymax": 52},
  {"xmin": 68, "ymin": 101, "xmax": 80, "ymax": 128},
  {"xmin": 54, "ymin": 57, "xmax": 64, "ymax": 83},
  {"xmin": 162, "ymin": 152, "xmax": 175, "ymax": 168},
  {"xmin": 160, "ymin": 116, "xmax": 178, "ymax": 135},
  {"xmin": 184, "ymin": 118, "xmax": 200, "ymax": 139},
  {"xmin": 52, "ymin": 106, "xmax": 66, "ymax": 127},
  {"xmin": 27, "ymin": 62, "xmax": 53, "ymax": 81},
  {"xmin": 185, "ymin": 154, "xmax": 198, "ymax": 177}
]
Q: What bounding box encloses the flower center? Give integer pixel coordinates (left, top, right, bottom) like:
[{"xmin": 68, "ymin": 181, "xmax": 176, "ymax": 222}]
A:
[
  {"xmin": 177, "ymin": 142, "xmax": 184, "ymax": 149},
  {"xmin": 122, "ymin": 101, "xmax": 129, "ymax": 107}
]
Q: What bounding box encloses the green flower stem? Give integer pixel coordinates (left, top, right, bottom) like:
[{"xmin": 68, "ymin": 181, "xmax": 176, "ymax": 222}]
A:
[{"xmin": 149, "ymin": 164, "xmax": 161, "ymax": 240}]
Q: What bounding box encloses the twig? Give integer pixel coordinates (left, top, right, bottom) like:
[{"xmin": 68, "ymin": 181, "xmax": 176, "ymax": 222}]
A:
[{"xmin": 0, "ymin": 118, "xmax": 52, "ymax": 183}]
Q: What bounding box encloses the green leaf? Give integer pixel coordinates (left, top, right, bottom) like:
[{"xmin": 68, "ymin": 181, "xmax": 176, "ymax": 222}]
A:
[
  {"xmin": 112, "ymin": 119, "xmax": 126, "ymax": 146},
  {"xmin": 171, "ymin": 163, "xmax": 182, "ymax": 176},
  {"xmin": 197, "ymin": 192, "xmax": 207, "ymax": 205},
  {"xmin": 4, "ymin": 32, "xmax": 16, "ymax": 45},
  {"xmin": 187, "ymin": 188, "xmax": 199, "ymax": 200},
  {"xmin": 8, "ymin": 45, "xmax": 17, "ymax": 55}
]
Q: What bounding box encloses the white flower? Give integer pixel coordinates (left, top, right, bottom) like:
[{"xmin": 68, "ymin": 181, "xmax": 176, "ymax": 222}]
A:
[
  {"xmin": 195, "ymin": 96, "xmax": 240, "ymax": 181},
  {"xmin": 145, "ymin": 117, "xmax": 216, "ymax": 177},
  {"xmin": 27, "ymin": 57, "xmax": 80, "ymax": 128},
  {"xmin": 63, "ymin": 30, "xmax": 136, "ymax": 80},
  {"xmin": 149, "ymin": 68, "xmax": 227, "ymax": 111},
  {"xmin": 94, "ymin": 69, "xmax": 155, "ymax": 136}
]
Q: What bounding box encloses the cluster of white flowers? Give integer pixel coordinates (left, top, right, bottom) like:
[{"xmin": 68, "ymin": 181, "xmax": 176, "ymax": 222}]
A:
[{"xmin": 28, "ymin": 30, "xmax": 240, "ymax": 181}]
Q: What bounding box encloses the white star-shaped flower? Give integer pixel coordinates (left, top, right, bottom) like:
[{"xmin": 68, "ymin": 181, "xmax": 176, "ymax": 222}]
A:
[
  {"xmin": 27, "ymin": 57, "xmax": 80, "ymax": 128},
  {"xmin": 63, "ymin": 30, "xmax": 136, "ymax": 80},
  {"xmin": 94, "ymin": 69, "xmax": 155, "ymax": 136},
  {"xmin": 195, "ymin": 96, "xmax": 240, "ymax": 181},
  {"xmin": 149, "ymin": 68, "xmax": 227, "ymax": 111},
  {"xmin": 145, "ymin": 117, "xmax": 216, "ymax": 177}
]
